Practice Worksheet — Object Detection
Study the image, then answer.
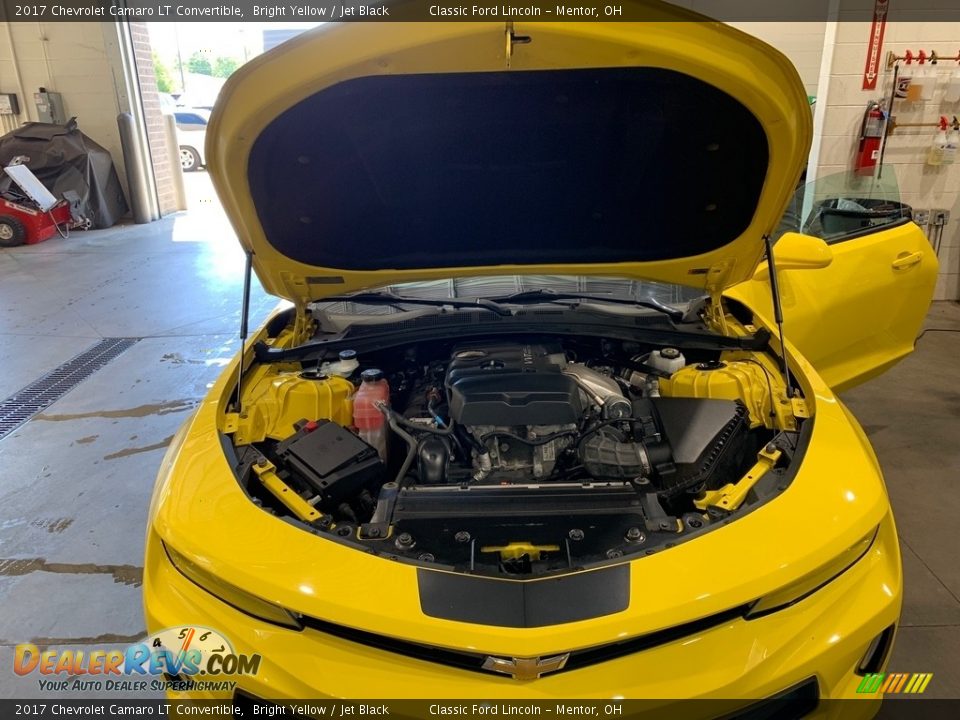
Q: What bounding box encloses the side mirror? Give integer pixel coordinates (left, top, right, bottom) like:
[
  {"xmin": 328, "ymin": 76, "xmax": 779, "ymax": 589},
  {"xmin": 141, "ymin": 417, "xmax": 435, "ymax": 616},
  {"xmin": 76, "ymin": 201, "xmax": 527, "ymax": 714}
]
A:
[{"xmin": 753, "ymin": 232, "xmax": 833, "ymax": 279}]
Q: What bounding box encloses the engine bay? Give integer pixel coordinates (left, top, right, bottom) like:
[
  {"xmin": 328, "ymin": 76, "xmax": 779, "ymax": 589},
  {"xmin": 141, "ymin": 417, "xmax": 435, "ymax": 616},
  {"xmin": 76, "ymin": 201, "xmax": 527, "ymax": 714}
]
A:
[{"xmin": 228, "ymin": 333, "xmax": 805, "ymax": 578}]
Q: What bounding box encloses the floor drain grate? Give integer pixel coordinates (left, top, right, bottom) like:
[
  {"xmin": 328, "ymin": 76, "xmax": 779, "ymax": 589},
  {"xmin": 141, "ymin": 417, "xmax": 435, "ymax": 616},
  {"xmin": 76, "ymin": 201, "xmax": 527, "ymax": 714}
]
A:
[{"xmin": 0, "ymin": 337, "xmax": 140, "ymax": 442}]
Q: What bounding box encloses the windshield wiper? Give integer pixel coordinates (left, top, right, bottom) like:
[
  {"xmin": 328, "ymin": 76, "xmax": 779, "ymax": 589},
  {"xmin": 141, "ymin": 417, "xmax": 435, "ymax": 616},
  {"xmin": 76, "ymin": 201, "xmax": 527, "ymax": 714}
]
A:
[
  {"xmin": 489, "ymin": 288, "xmax": 686, "ymax": 323},
  {"xmin": 317, "ymin": 291, "xmax": 513, "ymax": 316}
]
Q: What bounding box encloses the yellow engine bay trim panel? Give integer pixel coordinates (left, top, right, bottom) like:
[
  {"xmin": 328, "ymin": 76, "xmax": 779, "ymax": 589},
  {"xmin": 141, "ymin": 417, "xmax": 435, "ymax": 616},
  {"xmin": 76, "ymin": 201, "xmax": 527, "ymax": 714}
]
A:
[
  {"xmin": 659, "ymin": 352, "xmax": 795, "ymax": 430},
  {"xmin": 230, "ymin": 364, "xmax": 355, "ymax": 445},
  {"xmin": 252, "ymin": 458, "xmax": 324, "ymax": 525},
  {"xmin": 695, "ymin": 445, "xmax": 782, "ymax": 512}
]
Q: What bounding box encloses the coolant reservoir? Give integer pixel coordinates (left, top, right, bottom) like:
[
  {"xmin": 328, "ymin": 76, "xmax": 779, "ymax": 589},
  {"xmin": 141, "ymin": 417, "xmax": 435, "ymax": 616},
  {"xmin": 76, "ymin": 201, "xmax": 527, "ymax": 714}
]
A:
[
  {"xmin": 354, "ymin": 369, "xmax": 390, "ymax": 461},
  {"xmin": 233, "ymin": 367, "xmax": 354, "ymax": 444},
  {"xmin": 659, "ymin": 359, "xmax": 791, "ymax": 429},
  {"xmin": 648, "ymin": 347, "xmax": 686, "ymax": 375}
]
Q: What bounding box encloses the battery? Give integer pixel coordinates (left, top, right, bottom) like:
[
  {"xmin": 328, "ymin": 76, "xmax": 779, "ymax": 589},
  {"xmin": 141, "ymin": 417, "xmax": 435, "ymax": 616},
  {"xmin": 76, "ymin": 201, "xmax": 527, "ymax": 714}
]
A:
[{"xmin": 275, "ymin": 420, "xmax": 384, "ymax": 506}]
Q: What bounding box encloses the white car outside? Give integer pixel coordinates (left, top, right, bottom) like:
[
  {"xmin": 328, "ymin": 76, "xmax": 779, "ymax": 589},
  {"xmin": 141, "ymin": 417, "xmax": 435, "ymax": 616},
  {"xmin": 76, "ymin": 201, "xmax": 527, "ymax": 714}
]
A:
[{"xmin": 173, "ymin": 109, "xmax": 210, "ymax": 172}]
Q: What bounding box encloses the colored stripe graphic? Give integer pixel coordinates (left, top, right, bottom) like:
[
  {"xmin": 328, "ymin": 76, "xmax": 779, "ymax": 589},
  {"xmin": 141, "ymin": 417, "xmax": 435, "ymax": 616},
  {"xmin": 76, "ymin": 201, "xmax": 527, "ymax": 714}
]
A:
[
  {"xmin": 855, "ymin": 672, "xmax": 932, "ymax": 694},
  {"xmin": 906, "ymin": 673, "xmax": 933, "ymax": 694},
  {"xmin": 857, "ymin": 674, "xmax": 885, "ymax": 693}
]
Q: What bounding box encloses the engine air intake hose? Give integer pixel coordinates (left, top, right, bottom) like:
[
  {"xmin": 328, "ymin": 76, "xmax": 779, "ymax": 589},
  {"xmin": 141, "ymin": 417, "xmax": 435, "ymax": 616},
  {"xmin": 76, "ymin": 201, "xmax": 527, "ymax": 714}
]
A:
[{"xmin": 579, "ymin": 434, "xmax": 673, "ymax": 481}]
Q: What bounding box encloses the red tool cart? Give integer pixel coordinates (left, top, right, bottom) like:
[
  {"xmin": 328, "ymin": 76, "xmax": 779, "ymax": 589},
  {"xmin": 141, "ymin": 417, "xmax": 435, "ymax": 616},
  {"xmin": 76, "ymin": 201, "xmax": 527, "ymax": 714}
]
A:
[{"xmin": 0, "ymin": 158, "xmax": 88, "ymax": 248}]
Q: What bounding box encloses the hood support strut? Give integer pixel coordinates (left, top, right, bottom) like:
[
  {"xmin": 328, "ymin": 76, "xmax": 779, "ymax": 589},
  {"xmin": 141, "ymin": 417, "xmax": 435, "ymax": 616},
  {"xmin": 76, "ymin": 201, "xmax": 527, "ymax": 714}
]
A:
[
  {"xmin": 235, "ymin": 250, "xmax": 254, "ymax": 414},
  {"xmin": 763, "ymin": 234, "xmax": 793, "ymax": 397}
]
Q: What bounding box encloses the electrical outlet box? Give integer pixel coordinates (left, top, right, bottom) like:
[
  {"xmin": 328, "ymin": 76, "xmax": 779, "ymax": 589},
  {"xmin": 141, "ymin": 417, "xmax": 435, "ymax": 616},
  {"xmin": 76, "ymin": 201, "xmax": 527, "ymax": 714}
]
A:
[
  {"xmin": 33, "ymin": 90, "xmax": 65, "ymax": 125},
  {"xmin": 0, "ymin": 93, "xmax": 19, "ymax": 116},
  {"xmin": 913, "ymin": 209, "xmax": 930, "ymax": 225},
  {"xmin": 932, "ymin": 209, "xmax": 951, "ymax": 226}
]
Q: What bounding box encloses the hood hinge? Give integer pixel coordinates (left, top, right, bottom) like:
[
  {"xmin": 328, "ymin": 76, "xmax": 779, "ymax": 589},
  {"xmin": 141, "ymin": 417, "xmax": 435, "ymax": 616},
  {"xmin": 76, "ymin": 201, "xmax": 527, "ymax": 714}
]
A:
[
  {"xmin": 278, "ymin": 270, "xmax": 318, "ymax": 344},
  {"xmin": 704, "ymin": 291, "xmax": 728, "ymax": 335},
  {"xmin": 703, "ymin": 258, "xmax": 737, "ymax": 335},
  {"xmin": 292, "ymin": 302, "xmax": 316, "ymax": 345}
]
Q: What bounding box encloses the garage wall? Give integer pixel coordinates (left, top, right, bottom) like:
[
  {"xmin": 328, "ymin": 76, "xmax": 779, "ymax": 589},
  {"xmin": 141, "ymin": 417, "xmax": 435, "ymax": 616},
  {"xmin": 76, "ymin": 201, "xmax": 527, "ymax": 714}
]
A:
[
  {"xmin": 128, "ymin": 21, "xmax": 178, "ymax": 216},
  {"xmin": 674, "ymin": 2, "xmax": 826, "ymax": 96},
  {"xmin": 0, "ymin": 22, "xmax": 129, "ymax": 196},
  {"xmin": 810, "ymin": 12, "xmax": 960, "ymax": 300},
  {"xmin": 726, "ymin": 22, "xmax": 826, "ymax": 97}
]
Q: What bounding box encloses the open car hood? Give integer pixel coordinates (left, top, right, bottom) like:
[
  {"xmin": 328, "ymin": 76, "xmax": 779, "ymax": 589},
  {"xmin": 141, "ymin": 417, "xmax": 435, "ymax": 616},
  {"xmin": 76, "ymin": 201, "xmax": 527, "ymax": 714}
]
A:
[{"xmin": 207, "ymin": 1, "xmax": 811, "ymax": 304}]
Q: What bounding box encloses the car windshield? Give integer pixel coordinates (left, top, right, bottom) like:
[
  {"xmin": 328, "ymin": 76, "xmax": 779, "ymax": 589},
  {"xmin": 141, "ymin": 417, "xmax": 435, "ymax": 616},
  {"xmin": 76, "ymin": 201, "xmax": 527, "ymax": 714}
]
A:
[{"xmin": 313, "ymin": 276, "xmax": 705, "ymax": 316}]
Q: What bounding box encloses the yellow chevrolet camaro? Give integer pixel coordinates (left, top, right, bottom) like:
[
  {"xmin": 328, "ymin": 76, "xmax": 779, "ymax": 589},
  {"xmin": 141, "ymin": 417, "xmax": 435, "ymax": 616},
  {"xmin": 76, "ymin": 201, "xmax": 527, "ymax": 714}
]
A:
[{"xmin": 144, "ymin": 3, "xmax": 938, "ymax": 713}]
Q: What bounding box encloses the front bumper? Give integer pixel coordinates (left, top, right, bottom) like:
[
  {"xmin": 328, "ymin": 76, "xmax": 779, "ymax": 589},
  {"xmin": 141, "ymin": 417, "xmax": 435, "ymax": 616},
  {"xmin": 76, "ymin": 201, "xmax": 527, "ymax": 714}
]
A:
[{"xmin": 143, "ymin": 508, "xmax": 900, "ymax": 715}]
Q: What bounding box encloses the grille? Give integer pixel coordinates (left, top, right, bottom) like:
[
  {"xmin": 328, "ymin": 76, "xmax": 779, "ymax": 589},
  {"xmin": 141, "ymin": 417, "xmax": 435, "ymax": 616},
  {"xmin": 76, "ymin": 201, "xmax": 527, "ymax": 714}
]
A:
[
  {"xmin": 299, "ymin": 602, "xmax": 751, "ymax": 678},
  {"xmin": 0, "ymin": 337, "xmax": 140, "ymax": 441}
]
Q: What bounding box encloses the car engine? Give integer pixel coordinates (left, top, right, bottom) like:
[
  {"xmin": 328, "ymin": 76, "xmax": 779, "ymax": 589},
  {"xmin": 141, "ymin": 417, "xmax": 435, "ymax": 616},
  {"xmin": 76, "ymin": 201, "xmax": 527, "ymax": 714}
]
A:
[
  {"xmin": 238, "ymin": 334, "xmax": 797, "ymax": 577},
  {"xmin": 445, "ymin": 341, "xmax": 583, "ymax": 480},
  {"xmin": 401, "ymin": 340, "xmax": 750, "ymax": 492}
]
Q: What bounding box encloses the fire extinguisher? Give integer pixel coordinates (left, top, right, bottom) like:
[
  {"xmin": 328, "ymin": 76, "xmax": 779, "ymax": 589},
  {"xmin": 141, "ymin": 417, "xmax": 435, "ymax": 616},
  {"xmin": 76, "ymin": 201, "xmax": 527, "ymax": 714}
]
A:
[{"xmin": 855, "ymin": 101, "xmax": 886, "ymax": 176}]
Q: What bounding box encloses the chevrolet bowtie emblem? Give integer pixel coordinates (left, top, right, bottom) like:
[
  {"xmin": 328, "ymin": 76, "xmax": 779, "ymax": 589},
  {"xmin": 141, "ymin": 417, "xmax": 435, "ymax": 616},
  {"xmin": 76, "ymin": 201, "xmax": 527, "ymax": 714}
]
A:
[{"xmin": 482, "ymin": 653, "xmax": 570, "ymax": 681}]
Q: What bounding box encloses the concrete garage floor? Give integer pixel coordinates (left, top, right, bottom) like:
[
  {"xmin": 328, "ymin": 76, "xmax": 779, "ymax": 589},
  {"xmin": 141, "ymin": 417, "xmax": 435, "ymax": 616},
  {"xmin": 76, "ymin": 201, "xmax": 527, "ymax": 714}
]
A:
[
  {"xmin": 0, "ymin": 190, "xmax": 958, "ymax": 699},
  {"xmin": 0, "ymin": 195, "xmax": 274, "ymax": 699}
]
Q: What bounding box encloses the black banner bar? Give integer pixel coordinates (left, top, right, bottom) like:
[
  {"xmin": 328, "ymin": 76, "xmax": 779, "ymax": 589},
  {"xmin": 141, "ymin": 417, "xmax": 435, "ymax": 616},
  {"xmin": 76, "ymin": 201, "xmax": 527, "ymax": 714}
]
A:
[
  {"xmin": 1, "ymin": 699, "xmax": 960, "ymax": 718},
  {"xmin": 1, "ymin": 0, "xmax": 960, "ymax": 23}
]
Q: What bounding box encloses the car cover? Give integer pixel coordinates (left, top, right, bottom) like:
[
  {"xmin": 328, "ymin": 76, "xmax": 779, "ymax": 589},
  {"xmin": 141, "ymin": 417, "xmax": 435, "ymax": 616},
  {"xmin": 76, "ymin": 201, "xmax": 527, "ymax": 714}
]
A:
[{"xmin": 0, "ymin": 118, "xmax": 129, "ymax": 228}]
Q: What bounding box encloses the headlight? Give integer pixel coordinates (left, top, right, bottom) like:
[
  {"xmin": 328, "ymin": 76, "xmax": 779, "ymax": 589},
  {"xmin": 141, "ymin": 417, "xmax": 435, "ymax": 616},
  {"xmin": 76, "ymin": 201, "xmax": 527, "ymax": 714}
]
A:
[
  {"xmin": 163, "ymin": 542, "xmax": 303, "ymax": 630},
  {"xmin": 746, "ymin": 527, "xmax": 877, "ymax": 619}
]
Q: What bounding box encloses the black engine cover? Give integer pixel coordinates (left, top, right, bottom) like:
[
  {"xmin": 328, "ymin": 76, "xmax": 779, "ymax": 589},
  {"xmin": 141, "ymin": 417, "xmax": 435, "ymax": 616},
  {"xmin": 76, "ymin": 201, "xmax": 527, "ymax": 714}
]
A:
[{"xmin": 445, "ymin": 341, "xmax": 582, "ymax": 426}]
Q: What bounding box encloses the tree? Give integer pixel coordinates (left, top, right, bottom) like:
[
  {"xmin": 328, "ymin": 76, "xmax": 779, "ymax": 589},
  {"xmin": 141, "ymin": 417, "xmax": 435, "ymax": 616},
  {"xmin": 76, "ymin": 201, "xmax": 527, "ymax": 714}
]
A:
[
  {"xmin": 186, "ymin": 52, "xmax": 213, "ymax": 76},
  {"xmin": 213, "ymin": 57, "xmax": 240, "ymax": 79},
  {"xmin": 152, "ymin": 53, "xmax": 174, "ymax": 93}
]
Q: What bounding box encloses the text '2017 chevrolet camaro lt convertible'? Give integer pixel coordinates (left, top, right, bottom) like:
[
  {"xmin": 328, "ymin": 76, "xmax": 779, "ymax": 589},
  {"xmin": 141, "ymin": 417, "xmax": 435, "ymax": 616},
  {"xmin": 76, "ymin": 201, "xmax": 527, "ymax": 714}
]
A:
[{"xmin": 144, "ymin": 2, "xmax": 937, "ymax": 713}]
